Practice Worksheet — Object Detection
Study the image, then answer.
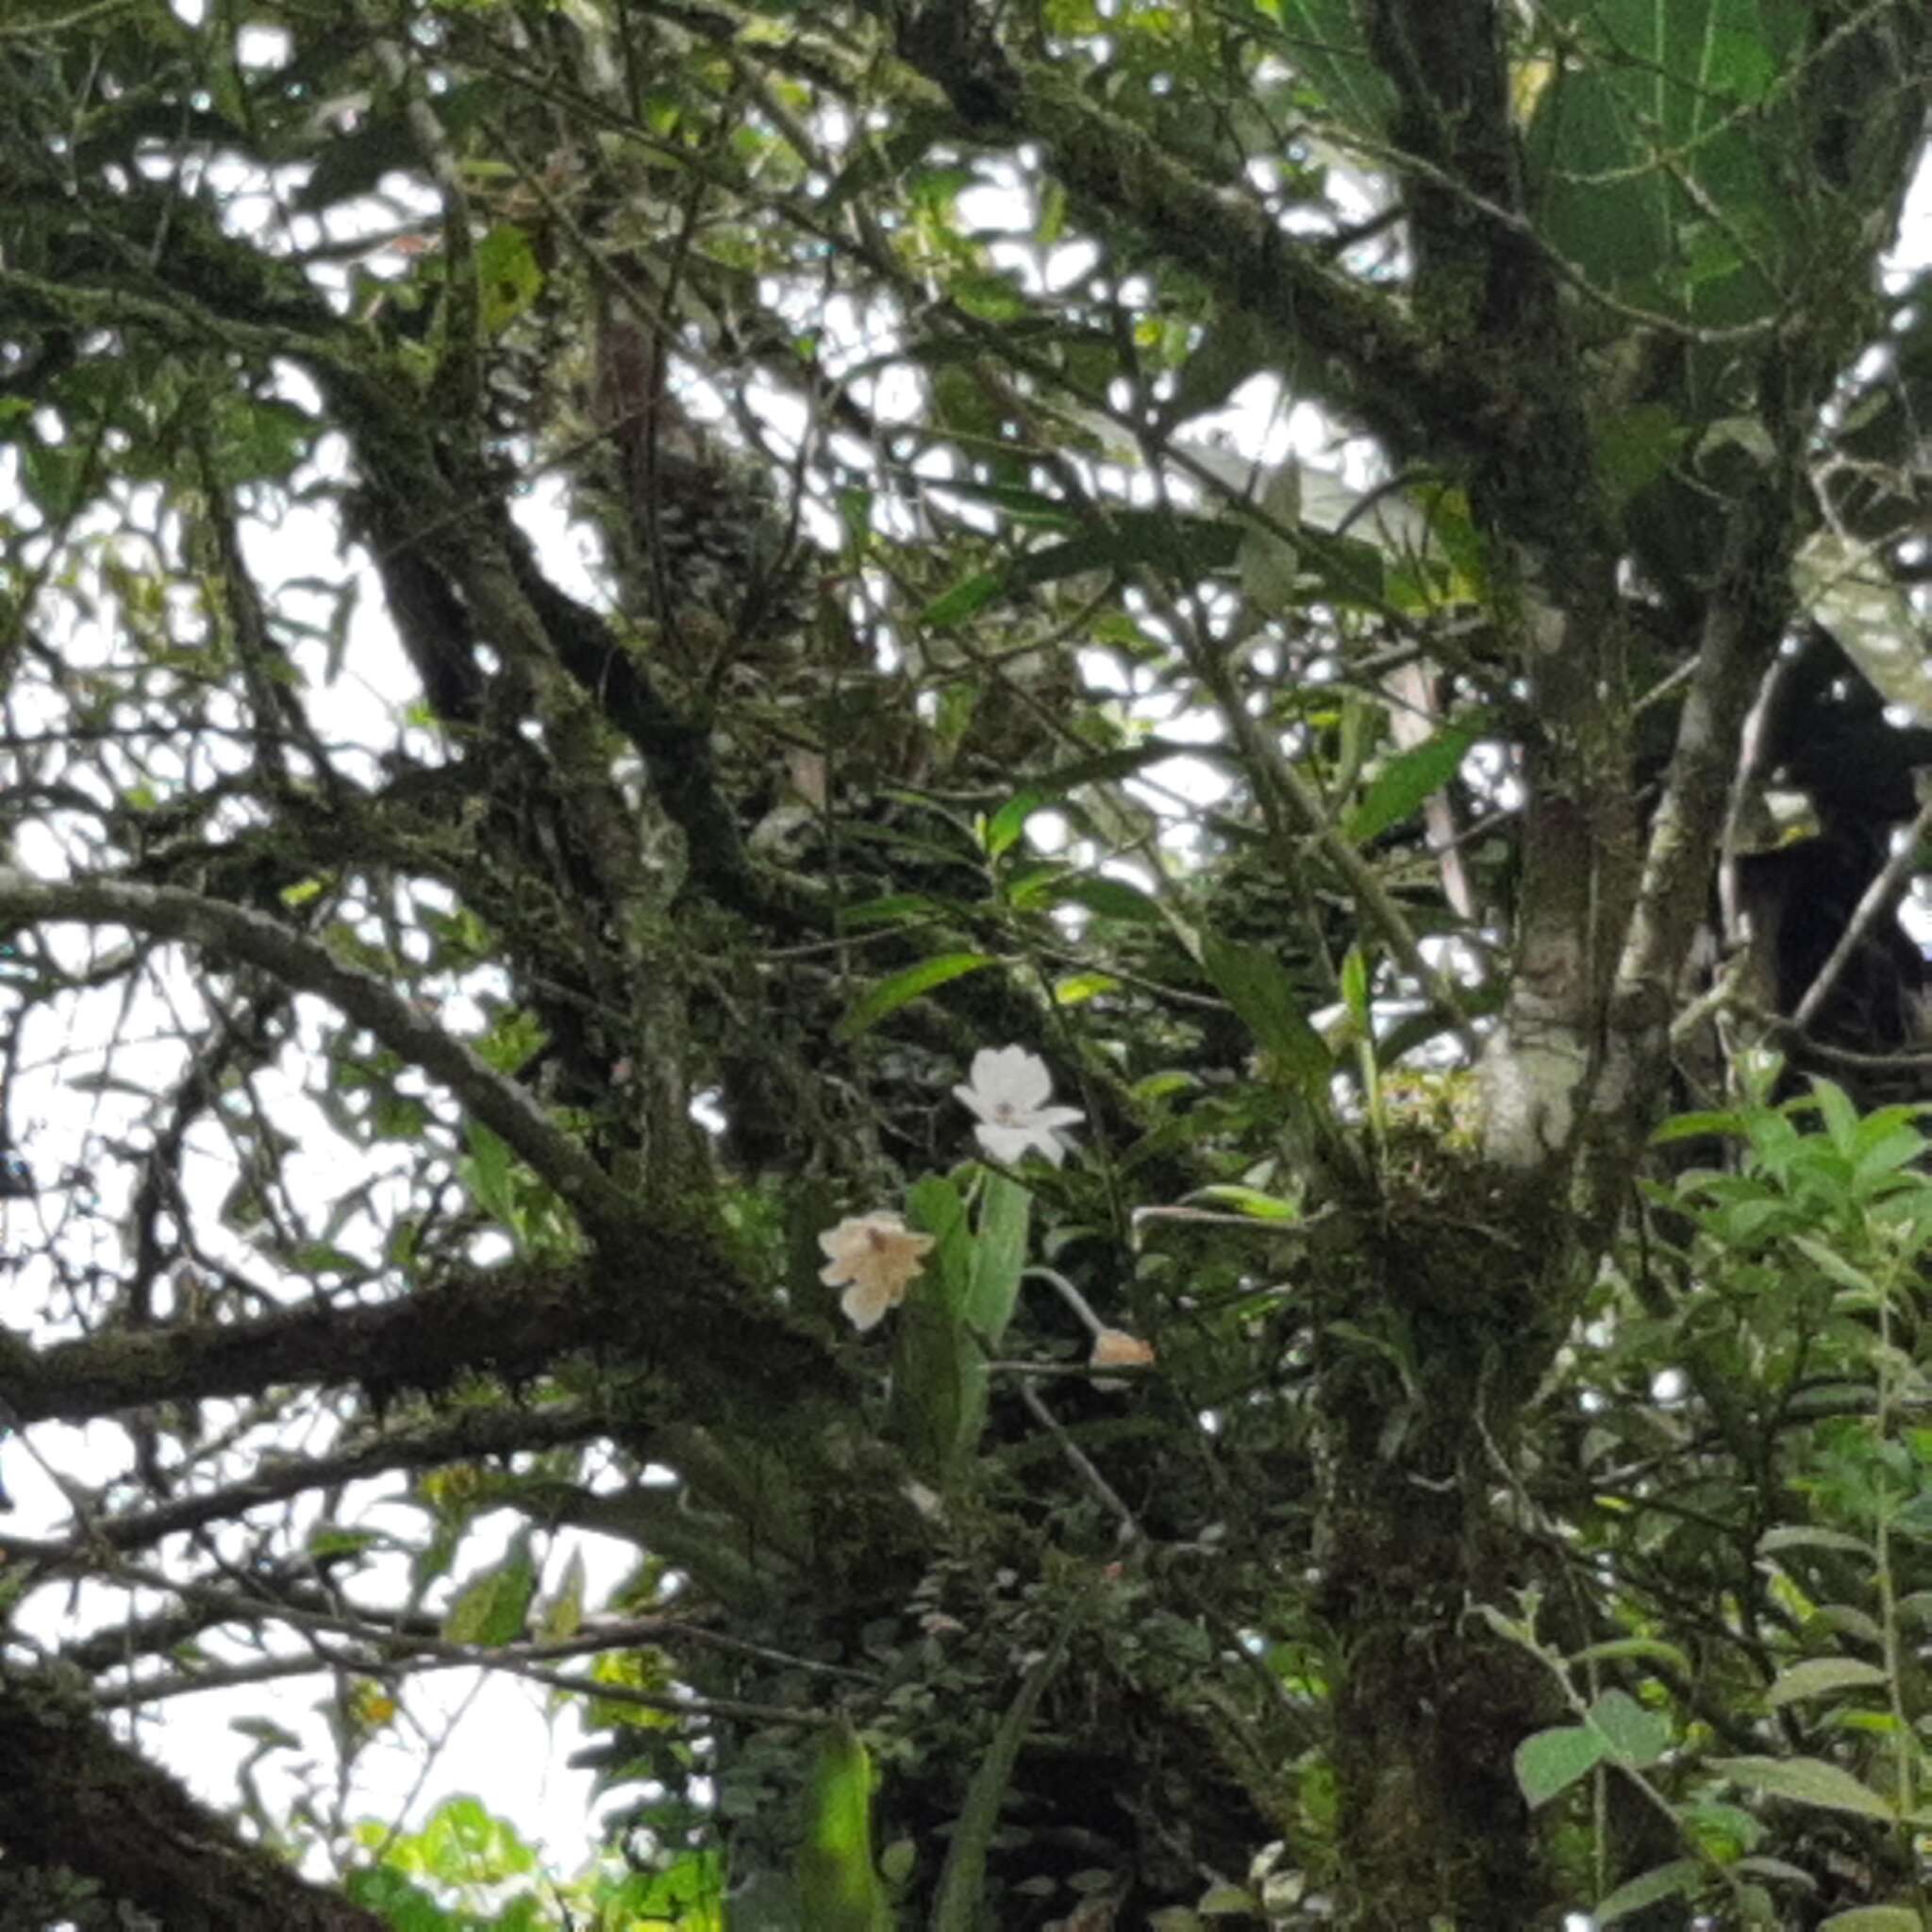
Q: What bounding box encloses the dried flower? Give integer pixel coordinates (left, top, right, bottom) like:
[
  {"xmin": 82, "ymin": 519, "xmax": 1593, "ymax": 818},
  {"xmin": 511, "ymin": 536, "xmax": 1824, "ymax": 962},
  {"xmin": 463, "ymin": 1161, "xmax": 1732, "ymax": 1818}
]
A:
[
  {"xmin": 819, "ymin": 1211, "xmax": 935, "ymax": 1331},
  {"xmin": 954, "ymin": 1045, "xmax": 1085, "ymax": 1166},
  {"xmin": 1089, "ymin": 1328, "xmax": 1157, "ymax": 1369}
]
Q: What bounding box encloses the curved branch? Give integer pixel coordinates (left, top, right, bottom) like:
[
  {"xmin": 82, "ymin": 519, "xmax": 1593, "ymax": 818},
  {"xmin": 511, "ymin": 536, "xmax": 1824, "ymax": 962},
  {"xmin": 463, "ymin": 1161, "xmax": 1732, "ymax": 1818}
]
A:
[
  {"xmin": 0, "ymin": 868, "xmax": 640, "ymax": 1241},
  {"xmin": 0, "ymin": 1666, "xmax": 386, "ymax": 1931}
]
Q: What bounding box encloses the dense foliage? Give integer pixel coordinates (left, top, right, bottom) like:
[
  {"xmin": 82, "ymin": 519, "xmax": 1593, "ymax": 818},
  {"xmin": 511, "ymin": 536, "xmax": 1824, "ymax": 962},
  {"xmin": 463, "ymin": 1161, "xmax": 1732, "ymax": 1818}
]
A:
[{"xmin": 1, "ymin": 0, "xmax": 1930, "ymax": 1926}]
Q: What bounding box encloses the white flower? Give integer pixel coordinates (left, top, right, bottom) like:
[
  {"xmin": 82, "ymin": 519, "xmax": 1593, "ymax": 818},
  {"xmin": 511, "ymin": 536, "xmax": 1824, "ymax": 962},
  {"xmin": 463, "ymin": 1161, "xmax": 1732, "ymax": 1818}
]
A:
[
  {"xmin": 954, "ymin": 1045, "xmax": 1085, "ymax": 1166},
  {"xmin": 818, "ymin": 1211, "xmax": 935, "ymax": 1331}
]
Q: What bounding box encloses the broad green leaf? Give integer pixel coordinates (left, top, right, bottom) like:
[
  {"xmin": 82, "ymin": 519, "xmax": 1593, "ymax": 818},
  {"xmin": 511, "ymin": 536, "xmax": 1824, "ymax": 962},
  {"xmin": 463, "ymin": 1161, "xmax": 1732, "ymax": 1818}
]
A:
[
  {"xmin": 1524, "ymin": 0, "xmax": 1807, "ymax": 333},
  {"xmin": 907, "ymin": 1175, "xmax": 973, "ymax": 1316},
  {"xmin": 1265, "ymin": 0, "xmax": 1397, "ymax": 136},
  {"xmin": 891, "ymin": 1291, "xmax": 983, "ymax": 1483},
  {"xmin": 1587, "ymin": 1688, "xmax": 1670, "ymax": 1767},
  {"xmin": 795, "ymin": 1719, "xmax": 890, "ymax": 1932},
  {"xmin": 966, "ymin": 1172, "xmax": 1031, "ymax": 1346},
  {"xmin": 473, "ymin": 222, "xmax": 543, "ymax": 333},
  {"xmin": 442, "ymin": 1537, "xmax": 538, "ymax": 1647},
  {"xmin": 837, "ymin": 954, "xmax": 999, "ymax": 1041},
  {"xmin": 1345, "ymin": 725, "xmax": 1475, "ymax": 845},
  {"xmin": 1238, "ymin": 461, "xmax": 1303, "ymax": 613},
  {"xmin": 1818, "ymin": 1910, "xmax": 1925, "ymax": 1932},
  {"xmin": 1513, "ymin": 1724, "xmax": 1606, "ymax": 1807},
  {"xmin": 1593, "ymin": 402, "xmax": 1691, "ymax": 511},
  {"xmin": 1593, "ymin": 1860, "xmax": 1702, "ymax": 1924},
  {"xmin": 1711, "ymin": 1755, "xmax": 1896, "ymax": 1822},
  {"xmin": 1199, "ymin": 934, "xmax": 1330, "ymax": 1090},
  {"xmin": 1766, "ymin": 1657, "xmax": 1890, "ymax": 1708}
]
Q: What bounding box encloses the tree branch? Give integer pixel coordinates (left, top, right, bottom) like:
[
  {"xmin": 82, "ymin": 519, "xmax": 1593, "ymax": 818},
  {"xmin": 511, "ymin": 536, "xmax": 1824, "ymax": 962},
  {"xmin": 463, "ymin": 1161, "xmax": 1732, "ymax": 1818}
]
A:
[
  {"xmin": 0, "ymin": 868, "xmax": 640, "ymax": 1242},
  {"xmin": 0, "ymin": 1665, "xmax": 387, "ymax": 1931},
  {"xmin": 0, "ymin": 1252, "xmax": 841, "ymax": 1435}
]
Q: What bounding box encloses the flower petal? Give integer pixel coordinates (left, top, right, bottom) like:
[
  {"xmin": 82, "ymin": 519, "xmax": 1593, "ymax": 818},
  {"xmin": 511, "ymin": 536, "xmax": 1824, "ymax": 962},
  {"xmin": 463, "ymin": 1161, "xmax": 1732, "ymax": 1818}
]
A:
[
  {"xmin": 951, "ymin": 1080, "xmax": 995, "ymax": 1123},
  {"xmin": 1091, "ymin": 1328, "xmax": 1156, "ymax": 1368},
  {"xmin": 974, "ymin": 1122, "xmax": 1042, "ymax": 1163},
  {"xmin": 841, "ymin": 1279, "xmax": 892, "ymax": 1330}
]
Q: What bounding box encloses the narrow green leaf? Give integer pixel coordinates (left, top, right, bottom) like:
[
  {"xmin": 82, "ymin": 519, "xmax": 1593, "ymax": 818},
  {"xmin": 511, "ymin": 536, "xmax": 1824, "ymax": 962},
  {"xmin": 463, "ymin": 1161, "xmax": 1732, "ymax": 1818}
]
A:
[
  {"xmin": 1711, "ymin": 1756, "xmax": 1896, "ymax": 1822},
  {"xmin": 1199, "ymin": 934, "xmax": 1329, "ymax": 1089},
  {"xmin": 1051, "ymin": 874, "xmax": 1166, "ymax": 924},
  {"xmin": 985, "ymin": 789, "xmax": 1047, "ymax": 858},
  {"xmin": 838, "ymin": 954, "xmax": 998, "ymax": 1041},
  {"xmin": 1758, "ymin": 1525, "xmax": 1874, "ymax": 1559},
  {"xmin": 921, "ymin": 570, "xmax": 1004, "ymax": 626},
  {"xmin": 930, "ymin": 1606, "xmax": 1080, "ymax": 1932},
  {"xmin": 1593, "ymin": 1860, "xmax": 1702, "ymax": 1924},
  {"xmin": 1565, "ymin": 1637, "xmax": 1694, "ymax": 1677},
  {"xmin": 1513, "ymin": 1724, "xmax": 1606, "ymax": 1808},
  {"xmin": 539, "ymin": 1547, "xmax": 587, "ymax": 1643},
  {"xmin": 1344, "ymin": 725, "xmax": 1474, "ymax": 844},
  {"xmin": 1191, "ymin": 1184, "xmax": 1301, "ymax": 1221}
]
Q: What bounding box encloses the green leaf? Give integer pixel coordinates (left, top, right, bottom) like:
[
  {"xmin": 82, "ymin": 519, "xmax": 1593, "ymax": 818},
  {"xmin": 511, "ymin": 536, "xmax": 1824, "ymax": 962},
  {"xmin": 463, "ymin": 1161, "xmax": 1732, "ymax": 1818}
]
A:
[
  {"xmin": 1191, "ymin": 1184, "xmax": 1301, "ymax": 1221},
  {"xmin": 921, "ymin": 569, "xmax": 1004, "ymax": 626},
  {"xmin": 1710, "ymin": 1755, "xmax": 1897, "ymax": 1822},
  {"xmin": 1051, "ymin": 874, "xmax": 1166, "ymax": 924},
  {"xmin": 985, "ymin": 788, "xmax": 1048, "ymax": 858},
  {"xmin": 1808, "ymin": 1076, "xmax": 1860, "ymax": 1156},
  {"xmin": 441, "ymin": 1537, "xmax": 538, "ymax": 1647},
  {"xmin": 1758, "ymin": 1525, "xmax": 1874, "ymax": 1559},
  {"xmin": 1766, "ymin": 1657, "xmax": 1890, "ymax": 1708},
  {"xmin": 1199, "ymin": 933, "xmax": 1330, "ymax": 1090},
  {"xmin": 473, "ymin": 222, "xmax": 543, "ymax": 333},
  {"xmin": 907, "ymin": 1175, "xmax": 973, "ymax": 1316},
  {"xmin": 966, "ymin": 1172, "xmax": 1032, "ymax": 1347},
  {"xmin": 795, "ymin": 1719, "xmax": 890, "ymax": 1932},
  {"xmin": 837, "ymin": 953, "xmax": 999, "ymax": 1041},
  {"xmin": 1817, "ymin": 1909, "xmax": 1925, "ymax": 1932},
  {"xmin": 1265, "ymin": 0, "xmax": 1398, "ymax": 135},
  {"xmin": 1238, "ymin": 461, "xmax": 1303, "ymax": 613},
  {"xmin": 921, "ymin": 513, "xmax": 1241, "ymax": 626},
  {"xmin": 1345, "ymin": 725, "xmax": 1475, "ymax": 844},
  {"xmin": 1565, "ymin": 1637, "xmax": 1694, "ymax": 1677},
  {"xmin": 891, "ymin": 1290, "xmax": 985, "ymax": 1483},
  {"xmin": 1513, "ymin": 1724, "xmax": 1606, "ymax": 1807},
  {"xmin": 1593, "ymin": 1860, "xmax": 1703, "ymax": 1924},
  {"xmin": 1587, "ymin": 1688, "xmax": 1670, "ymax": 1767},
  {"xmin": 540, "ymin": 1547, "xmax": 587, "ymax": 1643},
  {"xmin": 1593, "ymin": 402, "xmax": 1690, "ymax": 511},
  {"xmin": 931, "ymin": 1605, "xmax": 1080, "ymax": 1932}
]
